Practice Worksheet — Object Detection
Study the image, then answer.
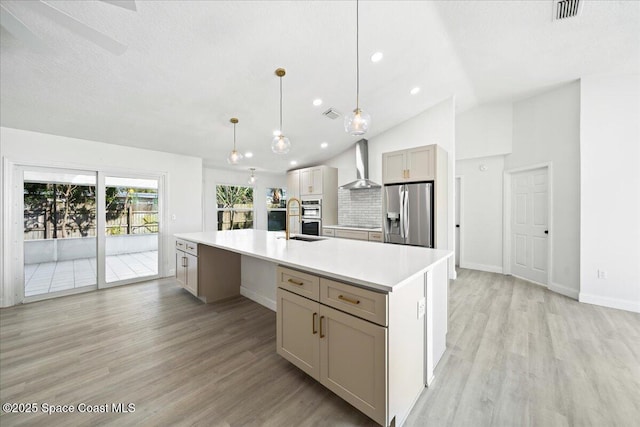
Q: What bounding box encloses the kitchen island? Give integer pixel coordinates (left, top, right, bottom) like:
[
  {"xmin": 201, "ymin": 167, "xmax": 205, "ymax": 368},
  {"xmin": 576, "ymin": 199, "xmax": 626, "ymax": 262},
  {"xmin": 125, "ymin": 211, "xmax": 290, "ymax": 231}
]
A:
[{"xmin": 174, "ymin": 230, "xmax": 452, "ymax": 427}]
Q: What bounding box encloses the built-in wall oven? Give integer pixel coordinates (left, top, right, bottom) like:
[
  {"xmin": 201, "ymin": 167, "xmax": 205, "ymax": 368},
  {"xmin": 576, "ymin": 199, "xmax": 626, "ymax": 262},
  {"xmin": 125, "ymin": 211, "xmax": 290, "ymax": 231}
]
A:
[
  {"xmin": 301, "ymin": 198, "xmax": 322, "ymax": 219},
  {"xmin": 301, "ymin": 219, "xmax": 321, "ymax": 236},
  {"xmin": 301, "ymin": 198, "xmax": 322, "ymax": 235}
]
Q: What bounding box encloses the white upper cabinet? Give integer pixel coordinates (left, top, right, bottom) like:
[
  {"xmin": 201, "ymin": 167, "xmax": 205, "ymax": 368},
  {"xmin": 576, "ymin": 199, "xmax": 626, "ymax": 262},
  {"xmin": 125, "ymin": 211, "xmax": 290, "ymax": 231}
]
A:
[
  {"xmin": 382, "ymin": 145, "xmax": 436, "ymax": 184},
  {"xmin": 300, "ymin": 167, "xmax": 323, "ymax": 196}
]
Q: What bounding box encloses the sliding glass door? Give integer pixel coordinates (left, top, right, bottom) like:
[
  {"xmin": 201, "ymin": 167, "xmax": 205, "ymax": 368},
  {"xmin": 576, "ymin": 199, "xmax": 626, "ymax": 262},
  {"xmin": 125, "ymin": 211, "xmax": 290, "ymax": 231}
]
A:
[
  {"xmin": 104, "ymin": 176, "xmax": 159, "ymax": 285},
  {"xmin": 19, "ymin": 166, "xmax": 162, "ymax": 301},
  {"xmin": 22, "ymin": 168, "xmax": 98, "ymax": 299}
]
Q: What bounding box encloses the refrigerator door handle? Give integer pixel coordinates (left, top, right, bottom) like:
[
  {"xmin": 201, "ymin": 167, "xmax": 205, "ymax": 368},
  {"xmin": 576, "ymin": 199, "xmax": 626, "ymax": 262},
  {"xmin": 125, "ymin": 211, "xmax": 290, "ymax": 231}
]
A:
[
  {"xmin": 399, "ymin": 186, "xmax": 405, "ymax": 239},
  {"xmin": 404, "ymin": 186, "xmax": 410, "ymax": 240}
]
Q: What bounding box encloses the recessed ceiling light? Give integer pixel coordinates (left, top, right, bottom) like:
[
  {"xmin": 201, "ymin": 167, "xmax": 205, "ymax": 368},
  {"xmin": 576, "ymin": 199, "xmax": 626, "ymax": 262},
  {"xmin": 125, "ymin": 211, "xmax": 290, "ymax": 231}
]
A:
[
  {"xmin": 313, "ymin": 99, "xmax": 323, "ymax": 106},
  {"xmin": 290, "ymin": 160, "xmax": 298, "ymax": 166},
  {"xmin": 410, "ymin": 87, "xmax": 421, "ymax": 95},
  {"xmin": 370, "ymin": 52, "xmax": 383, "ymax": 63},
  {"xmin": 245, "ymin": 152, "xmax": 253, "ymax": 158},
  {"xmin": 273, "ymin": 130, "xmax": 281, "ymax": 136},
  {"xmin": 320, "ymin": 142, "xmax": 328, "ymax": 149}
]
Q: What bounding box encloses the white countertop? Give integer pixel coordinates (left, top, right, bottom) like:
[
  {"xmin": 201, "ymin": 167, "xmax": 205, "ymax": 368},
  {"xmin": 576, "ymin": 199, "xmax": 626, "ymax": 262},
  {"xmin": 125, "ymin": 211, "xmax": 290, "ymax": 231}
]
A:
[
  {"xmin": 323, "ymin": 225, "xmax": 383, "ymax": 232},
  {"xmin": 174, "ymin": 230, "xmax": 452, "ymax": 293}
]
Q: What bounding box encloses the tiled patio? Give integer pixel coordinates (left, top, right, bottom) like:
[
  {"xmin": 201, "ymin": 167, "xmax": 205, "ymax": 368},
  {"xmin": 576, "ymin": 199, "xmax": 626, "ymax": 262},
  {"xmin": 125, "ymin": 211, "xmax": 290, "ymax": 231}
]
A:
[{"xmin": 24, "ymin": 251, "xmax": 158, "ymax": 297}]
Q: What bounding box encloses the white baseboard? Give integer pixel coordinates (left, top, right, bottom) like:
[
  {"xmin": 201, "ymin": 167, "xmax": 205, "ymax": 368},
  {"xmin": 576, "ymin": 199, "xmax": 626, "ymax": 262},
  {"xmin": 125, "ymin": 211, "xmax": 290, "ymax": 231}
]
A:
[
  {"xmin": 579, "ymin": 292, "xmax": 640, "ymax": 313},
  {"xmin": 240, "ymin": 285, "xmax": 276, "ymax": 312},
  {"xmin": 460, "ymin": 262, "xmax": 503, "ymax": 274},
  {"xmin": 549, "ymin": 282, "xmax": 579, "ymax": 300}
]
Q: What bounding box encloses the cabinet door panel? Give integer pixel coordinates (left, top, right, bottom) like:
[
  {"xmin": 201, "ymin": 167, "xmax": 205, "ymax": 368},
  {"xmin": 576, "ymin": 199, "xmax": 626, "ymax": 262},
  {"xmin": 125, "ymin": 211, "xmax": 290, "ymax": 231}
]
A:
[
  {"xmin": 176, "ymin": 252, "xmax": 187, "ymax": 287},
  {"xmin": 300, "ymin": 167, "xmax": 323, "ymax": 195},
  {"xmin": 185, "ymin": 253, "xmax": 198, "ymax": 296},
  {"xmin": 382, "ymin": 151, "xmax": 406, "ymax": 184},
  {"xmin": 407, "ymin": 146, "xmax": 435, "ymax": 181},
  {"xmin": 277, "ymin": 289, "xmax": 320, "ymax": 379},
  {"xmin": 319, "ymin": 305, "xmax": 387, "ymax": 425},
  {"xmin": 311, "ymin": 168, "xmax": 323, "ymax": 194}
]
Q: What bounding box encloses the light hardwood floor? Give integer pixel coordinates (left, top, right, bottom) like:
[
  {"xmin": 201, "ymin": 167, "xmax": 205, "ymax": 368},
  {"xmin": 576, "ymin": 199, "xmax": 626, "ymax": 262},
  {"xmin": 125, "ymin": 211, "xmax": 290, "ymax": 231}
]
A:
[{"xmin": 1, "ymin": 269, "xmax": 639, "ymax": 426}]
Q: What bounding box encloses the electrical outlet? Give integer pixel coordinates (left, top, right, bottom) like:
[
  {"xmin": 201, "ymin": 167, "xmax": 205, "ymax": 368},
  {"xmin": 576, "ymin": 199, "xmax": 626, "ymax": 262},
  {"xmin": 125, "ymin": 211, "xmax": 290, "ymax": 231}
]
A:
[
  {"xmin": 598, "ymin": 269, "xmax": 607, "ymax": 279},
  {"xmin": 417, "ymin": 298, "xmax": 426, "ymax": 319},
  {"xmin": 171, "ymin": 214, "xmax": 177, "ymax": 220}
]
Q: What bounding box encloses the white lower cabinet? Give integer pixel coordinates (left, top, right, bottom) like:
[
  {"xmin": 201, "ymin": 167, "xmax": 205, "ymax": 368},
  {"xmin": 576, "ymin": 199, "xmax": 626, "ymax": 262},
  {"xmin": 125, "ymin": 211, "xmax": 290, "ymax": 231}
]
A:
[
  {"xmin": 176, "ymin": 240, "xmax": 198, "ymax": 296},
  {"xmin": 276, "ymin": 274, "xmax": 388, "ymax": 426},
  {"xmin": 319, "ymin": 304, "xmax": 387, "ymax": 425},
  {"xmin": 276, "ymin": 288, "xmax": 320, "ymax": 379}
]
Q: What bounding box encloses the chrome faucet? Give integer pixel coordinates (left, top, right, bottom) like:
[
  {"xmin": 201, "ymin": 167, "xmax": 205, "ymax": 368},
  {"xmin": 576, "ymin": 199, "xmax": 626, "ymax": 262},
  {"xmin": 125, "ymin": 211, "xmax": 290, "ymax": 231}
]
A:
[{"xmin": 286, "ymin": 197, "xmax": 302, "ymax": 240}]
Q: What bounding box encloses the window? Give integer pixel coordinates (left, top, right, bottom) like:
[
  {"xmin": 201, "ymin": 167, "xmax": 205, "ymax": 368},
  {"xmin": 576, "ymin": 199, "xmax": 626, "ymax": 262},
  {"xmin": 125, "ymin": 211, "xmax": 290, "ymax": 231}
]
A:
[
  {"xmin": 267, "ymin": 187, "xmax": 287, "ymax": 231},
  {"xmin": 216, "ymin": 185, "xmax": 254, "ymax": 230}
]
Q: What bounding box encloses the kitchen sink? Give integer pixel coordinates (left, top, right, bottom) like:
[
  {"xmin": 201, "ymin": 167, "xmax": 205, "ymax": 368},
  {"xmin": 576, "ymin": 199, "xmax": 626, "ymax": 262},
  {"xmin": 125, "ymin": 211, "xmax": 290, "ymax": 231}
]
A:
[{"xmin": 278, "ymin": 235, "xmax": 326, "ymax": 242}]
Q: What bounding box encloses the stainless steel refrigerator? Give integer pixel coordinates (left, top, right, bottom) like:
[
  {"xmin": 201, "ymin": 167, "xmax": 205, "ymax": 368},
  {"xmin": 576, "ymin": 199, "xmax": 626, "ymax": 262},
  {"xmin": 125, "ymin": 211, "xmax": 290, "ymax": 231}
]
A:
[{"xmin": 383, "ymin": 182, "xmax": 433, "ymax": 247}]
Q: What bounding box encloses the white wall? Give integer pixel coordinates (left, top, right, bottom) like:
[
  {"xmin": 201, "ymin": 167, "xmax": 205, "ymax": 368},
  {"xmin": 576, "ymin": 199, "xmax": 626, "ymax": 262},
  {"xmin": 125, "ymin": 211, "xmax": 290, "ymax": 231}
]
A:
[
  {"xmin": 456, "ymin": 102, "xmax": 513, "ymax": 160},
  {"xmin": 506, "ymin": 81, "xmax": 581, "ymax": 297},
  {"xmin": 202, "ymin": 166, "xmax": 287, "ymax": 231},
  {"xmin": 325, "ymin": 145, "xmax": 357, "ymax": 187},
  {"xmin": 456, "ymin": 155, "xmax": 505, "ymax": 273},
  {"xmin": 0, "ymin": 127, "xmax": 203, "ymax": 307},
  {"xmin": 579, "ymin": 73, "xmax": 640, "ymax": 313}
]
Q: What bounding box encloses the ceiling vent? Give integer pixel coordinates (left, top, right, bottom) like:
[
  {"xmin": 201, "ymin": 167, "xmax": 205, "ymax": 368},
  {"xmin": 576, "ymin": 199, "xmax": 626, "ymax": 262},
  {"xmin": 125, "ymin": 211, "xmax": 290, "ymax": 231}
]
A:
[
  {"xmin": 553, "ymin": 0, "xmax": 583, "ymax": 20},
  {"xmin": 322, "ymin": 108, "xmax": 341, "ymax": 120}
]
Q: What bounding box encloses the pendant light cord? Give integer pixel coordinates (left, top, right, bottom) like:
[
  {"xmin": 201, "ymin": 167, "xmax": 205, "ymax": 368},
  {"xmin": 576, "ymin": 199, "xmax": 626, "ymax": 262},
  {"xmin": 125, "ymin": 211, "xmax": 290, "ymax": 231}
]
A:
[
  {"xmin": 233, "ymin": 122, "xmax": 237, "ymax": 150},
  {"xmin": 356, "ymin": 0, "xmax": 360, "ymax": 110},
  {"xmin": 279, "ymin": 76, "xmax": 283, "ymax": 134}
]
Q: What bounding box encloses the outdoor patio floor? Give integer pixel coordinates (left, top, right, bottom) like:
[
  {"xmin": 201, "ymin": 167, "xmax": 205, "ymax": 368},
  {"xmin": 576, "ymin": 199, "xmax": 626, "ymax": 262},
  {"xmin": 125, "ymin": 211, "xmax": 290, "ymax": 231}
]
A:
[{"xmin": 24, "ymin": 251, "xmax": 158, "ymax": 297}]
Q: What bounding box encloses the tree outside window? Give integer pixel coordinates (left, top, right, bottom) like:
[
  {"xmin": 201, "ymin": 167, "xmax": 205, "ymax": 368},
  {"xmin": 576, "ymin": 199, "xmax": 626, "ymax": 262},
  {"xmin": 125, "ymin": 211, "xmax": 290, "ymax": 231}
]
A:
[{"xmin": 216, "ymin": 185, "xmax": 254, "ymax": 230}]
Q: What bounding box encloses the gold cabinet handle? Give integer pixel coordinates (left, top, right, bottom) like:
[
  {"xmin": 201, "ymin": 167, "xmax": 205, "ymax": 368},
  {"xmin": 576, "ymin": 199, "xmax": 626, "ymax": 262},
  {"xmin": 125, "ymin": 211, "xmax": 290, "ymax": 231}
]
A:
[
  {"xmin": 338, "ymin": 294, "xmax": 360, "ymax": 305},
  {"xmin": 287, "ymin": 278, "xmax": 304, "ymax": 286},
  {"xmin": 319, "ymin": 315, "xmax": 325, "ymax": 338},
  {"xmin": 182, "ymin": 256, "xmax": 188, "ymax": 268},
  {"xmin": 312, "ymin": 312, "xmax": 318, "ymax": 335}
]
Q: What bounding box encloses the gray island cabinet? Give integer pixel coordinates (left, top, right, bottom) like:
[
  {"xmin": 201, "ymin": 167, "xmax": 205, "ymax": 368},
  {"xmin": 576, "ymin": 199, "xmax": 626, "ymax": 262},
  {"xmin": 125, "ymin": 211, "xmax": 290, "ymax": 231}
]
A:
[{"xmin": 174, "ymin": 230, "xmax": 452, "ymax": 427}]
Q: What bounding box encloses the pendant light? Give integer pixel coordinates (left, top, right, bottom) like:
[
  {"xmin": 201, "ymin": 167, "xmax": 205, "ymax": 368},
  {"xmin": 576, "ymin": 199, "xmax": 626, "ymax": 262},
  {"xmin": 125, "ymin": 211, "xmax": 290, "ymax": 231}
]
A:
[
  {"xmin": 345, "ymin": 0, "xmax": 371, "ymax": 136},
  {"xmin": 272, "ymin": 68, "xmax": 291, "ymax": 154},
  {"xmin": 248, "ymin": 168, "xmax": 257, "ymax": 185},
  {"xmin": 227, "ymin": 118, "xmax": 243, "ymax": 165}
]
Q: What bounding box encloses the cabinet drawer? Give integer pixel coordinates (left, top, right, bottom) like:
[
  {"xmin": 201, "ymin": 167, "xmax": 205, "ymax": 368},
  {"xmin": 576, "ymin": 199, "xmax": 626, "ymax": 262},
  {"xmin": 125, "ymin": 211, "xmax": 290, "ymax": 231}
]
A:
[
  {"xmin": 334, "ymin": 229, "xmax": 369, "ymax": 241},
  {"xmin": 320, "ymin": 278, "xmax": 388, "ymax": 326},
  {"xmin": 322, "ymin": 227, "xmax": 335, "ymax": 237},
  {"xmin": 277, "ymin": 266, "xmax": 320, "ymax": 301},
  {"xmin": 368, "ymin": 232, "xmax": 383, "ymax": 242},
  {"xmin": 176, "ymin": 239, "xmax": 198, "ymax": 256}
]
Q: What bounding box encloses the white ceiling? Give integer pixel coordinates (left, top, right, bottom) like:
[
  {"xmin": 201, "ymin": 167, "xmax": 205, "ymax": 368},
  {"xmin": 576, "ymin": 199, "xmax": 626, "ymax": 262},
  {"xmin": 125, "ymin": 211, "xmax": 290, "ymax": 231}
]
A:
[{"xmin": 1, "ymin": 1, "xmax": 638, "ymax": 173}]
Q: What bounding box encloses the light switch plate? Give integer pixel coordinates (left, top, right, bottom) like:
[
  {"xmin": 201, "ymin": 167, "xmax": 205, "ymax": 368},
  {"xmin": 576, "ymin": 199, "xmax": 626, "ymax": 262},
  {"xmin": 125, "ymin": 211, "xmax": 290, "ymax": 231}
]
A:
[{"xmin": 417, "ymin": 298, "xmax": 426, "ymax": 319}]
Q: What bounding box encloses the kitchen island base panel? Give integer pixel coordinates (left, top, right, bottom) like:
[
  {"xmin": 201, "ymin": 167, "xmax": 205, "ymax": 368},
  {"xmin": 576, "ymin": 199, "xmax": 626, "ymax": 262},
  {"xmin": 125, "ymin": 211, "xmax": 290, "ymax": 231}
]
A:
[{"xmin": 197, "ymin": 244, "xmax": 241, "ymax": 303}]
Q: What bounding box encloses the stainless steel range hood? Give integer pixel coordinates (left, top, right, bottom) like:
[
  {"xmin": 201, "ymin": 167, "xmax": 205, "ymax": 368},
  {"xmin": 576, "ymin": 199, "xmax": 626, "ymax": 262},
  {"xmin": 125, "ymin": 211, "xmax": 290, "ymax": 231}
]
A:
[{"xmin": 339, "ymin": 139, "xmax": 381, "ymax": 190}]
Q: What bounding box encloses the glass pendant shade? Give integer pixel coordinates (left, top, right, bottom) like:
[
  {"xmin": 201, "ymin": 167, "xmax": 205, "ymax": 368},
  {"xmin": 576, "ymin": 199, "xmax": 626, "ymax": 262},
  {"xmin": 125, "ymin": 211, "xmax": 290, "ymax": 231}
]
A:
[
  {"xmin": 272, "ymin": 68, "xmax": 291, "ymax": 155},
  {"xmin": 248, "ymin": 168, "xmax": 257, "ymax": 184},
  {"xmin": 345, "ymin": 108, "xmax": 371, "ymax": 136},
  {"xmin": 271, "ymin": 134, "xmax": 291, "ymax": 154},
  {"xmin": 227, "ymin": 149, "xmax": 243, "ymax": 165}
]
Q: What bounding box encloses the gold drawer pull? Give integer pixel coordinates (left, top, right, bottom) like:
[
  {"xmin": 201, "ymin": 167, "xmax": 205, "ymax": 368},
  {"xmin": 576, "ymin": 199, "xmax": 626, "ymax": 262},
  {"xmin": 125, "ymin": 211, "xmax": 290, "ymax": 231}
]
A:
[
  {"xmin": 287, "ymin": 278, "xmax": 304, "ymax": 286},
  {"xmin": 319, "ymin": 315, "xmax": 325, "ymax": 338},
  {"xmin": 338, "ymin": 295, "xmax": 360, "ymax": 305}
]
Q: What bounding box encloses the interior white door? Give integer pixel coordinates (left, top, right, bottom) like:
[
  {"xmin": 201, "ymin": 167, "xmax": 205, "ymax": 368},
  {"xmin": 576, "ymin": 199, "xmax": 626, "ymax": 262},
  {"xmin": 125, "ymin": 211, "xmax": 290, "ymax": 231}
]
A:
[
  {"xmin": 455, "ymin": 177, "xmax": 461, "ymax": 267},
  {"xmin": 510, "ymin": 168, "xmax": 548, "ymax": 284}
]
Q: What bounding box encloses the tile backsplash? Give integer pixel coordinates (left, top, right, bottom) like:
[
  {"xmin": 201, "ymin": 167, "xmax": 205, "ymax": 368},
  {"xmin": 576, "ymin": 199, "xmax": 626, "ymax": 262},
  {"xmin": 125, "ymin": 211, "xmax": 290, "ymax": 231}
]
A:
[{"xmin": 337, "ymin": 188, "xmax": 382, "ymax": 228}]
